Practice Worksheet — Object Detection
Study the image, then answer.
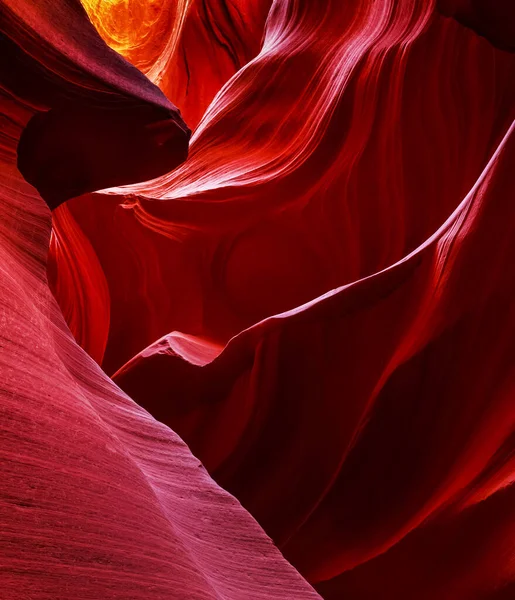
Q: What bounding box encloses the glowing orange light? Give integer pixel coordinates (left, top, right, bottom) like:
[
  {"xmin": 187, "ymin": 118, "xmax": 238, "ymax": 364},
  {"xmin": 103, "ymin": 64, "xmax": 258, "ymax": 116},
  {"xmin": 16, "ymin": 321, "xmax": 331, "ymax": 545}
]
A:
[{"xmin": 80, "ymin": 0, "xmax": 182, "ymax": 75}]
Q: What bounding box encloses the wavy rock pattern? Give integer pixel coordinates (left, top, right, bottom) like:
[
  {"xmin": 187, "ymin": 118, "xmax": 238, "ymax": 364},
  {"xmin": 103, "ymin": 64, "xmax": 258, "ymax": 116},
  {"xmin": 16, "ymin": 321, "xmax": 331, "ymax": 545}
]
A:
[
  {"xmin": 2, "ymin": 0, "xmax": 515, "ymax": 598},
  {"xmin": 0, "ymin": 1, "xmax": 321, "ymax": 598}
]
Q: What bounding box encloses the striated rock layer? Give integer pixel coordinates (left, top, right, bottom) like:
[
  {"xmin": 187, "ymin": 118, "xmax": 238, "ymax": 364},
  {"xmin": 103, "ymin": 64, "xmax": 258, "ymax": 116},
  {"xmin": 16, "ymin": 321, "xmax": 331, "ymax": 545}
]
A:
[
  {"xmin": 2, "ymin": 0, "xmax": 515, "ymax": 598},
  {"xmin": 0, "ymin": 1, "xmax": 321, "ymax": 598}
]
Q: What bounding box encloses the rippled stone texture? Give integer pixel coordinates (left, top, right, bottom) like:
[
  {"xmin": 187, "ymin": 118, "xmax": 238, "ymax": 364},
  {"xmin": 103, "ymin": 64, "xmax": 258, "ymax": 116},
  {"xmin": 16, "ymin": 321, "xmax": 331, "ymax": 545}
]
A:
[
  {"xmin": 2, "ymin": 0, "xmax": 515, "ymax": 598},
  {"xmin": 0, "ymin": 1, "xmax": 322, "ymax": 598}
]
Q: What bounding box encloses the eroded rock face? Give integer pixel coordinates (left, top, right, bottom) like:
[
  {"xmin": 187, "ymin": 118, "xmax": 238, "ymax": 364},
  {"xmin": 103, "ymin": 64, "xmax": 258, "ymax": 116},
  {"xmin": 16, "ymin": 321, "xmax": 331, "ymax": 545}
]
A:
[
  {"xmin": 2, "ymin": 0, "xmax": 515, "ymax": 598},
  {"xmin": 0, "ymin": 2, "xmax": 319, "ymax": 599}
]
